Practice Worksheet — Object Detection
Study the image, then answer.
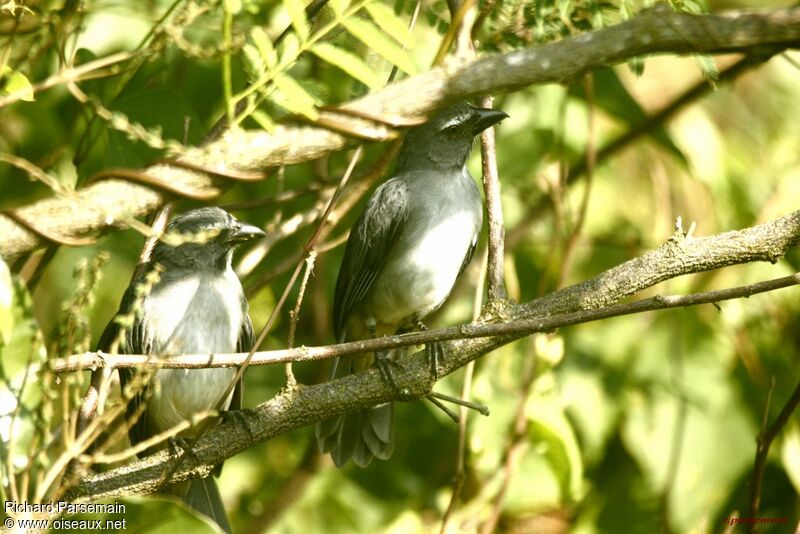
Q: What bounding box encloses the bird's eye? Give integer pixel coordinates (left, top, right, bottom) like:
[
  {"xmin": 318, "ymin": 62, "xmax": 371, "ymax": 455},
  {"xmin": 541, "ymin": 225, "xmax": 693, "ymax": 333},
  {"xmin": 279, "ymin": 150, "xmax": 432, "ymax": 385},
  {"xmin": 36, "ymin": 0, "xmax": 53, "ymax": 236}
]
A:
[{"xmin": 441, "ymin": 123, "xmax": 460, "ymax": 134}]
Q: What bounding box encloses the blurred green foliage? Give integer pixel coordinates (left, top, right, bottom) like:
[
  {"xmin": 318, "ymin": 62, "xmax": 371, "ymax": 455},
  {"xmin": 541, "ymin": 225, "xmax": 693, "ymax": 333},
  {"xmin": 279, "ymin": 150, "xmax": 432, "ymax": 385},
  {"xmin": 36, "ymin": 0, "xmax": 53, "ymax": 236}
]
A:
[{"xmin": 1, "ymin": 0, "xmax": 799, "ymax": 532}]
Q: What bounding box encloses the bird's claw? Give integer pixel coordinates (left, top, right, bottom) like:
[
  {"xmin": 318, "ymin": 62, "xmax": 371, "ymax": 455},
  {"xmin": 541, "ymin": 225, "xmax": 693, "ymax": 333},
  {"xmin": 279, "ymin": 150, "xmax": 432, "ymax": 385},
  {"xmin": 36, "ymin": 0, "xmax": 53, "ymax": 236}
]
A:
[
  {"xmin": 167, "ymin": 437, "xmax": 194, "ymax": 459},
  {"xmin": 426, "ymin": 341, "xmax": 445, "ymax": 381},
  {"xmin": 376, "ymin": 352, "xmax": 412, "ymax": 400},
  {"xmin": 221, "ymin": 408, "xmax": 255, "ymax": 444}
]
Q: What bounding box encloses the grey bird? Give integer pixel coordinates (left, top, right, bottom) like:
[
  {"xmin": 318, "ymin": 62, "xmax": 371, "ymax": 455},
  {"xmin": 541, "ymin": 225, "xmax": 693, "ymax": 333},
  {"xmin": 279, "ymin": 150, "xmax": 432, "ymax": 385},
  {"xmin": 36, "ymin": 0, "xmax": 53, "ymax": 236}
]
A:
[
  {"xmin": 315, "ymin": 103, "xmax": 508, "ymax": 467},
  {"xmin": 97, "ymin": 207, "xmax": 263, "ymax": 532}
]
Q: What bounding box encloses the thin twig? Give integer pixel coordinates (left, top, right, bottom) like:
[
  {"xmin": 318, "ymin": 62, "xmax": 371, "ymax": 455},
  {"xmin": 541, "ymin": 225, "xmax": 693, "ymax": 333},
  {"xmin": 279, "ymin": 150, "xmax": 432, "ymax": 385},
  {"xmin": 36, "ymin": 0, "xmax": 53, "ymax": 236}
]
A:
[
  {"xmin": 285, "ymin": 252, "xmax": 317, "ymax": 386},
  {"xmin": 426, "ymin": 396, "xmax": 460, "ymax": 424},
  {"xmin": 220, "ymin": 183, "xmax": 325, "ymax": 211},
  {"xmin": 0, "ymin": 51, "xmax": 134, "ymax": 108},
  {"xmin": 85, "ymin": 410, "xmax": 216, "ymax": 465},
  {"xmin": 747, "ymin": 378, "xmax": 800, "ymax": 531},
  {"xmin": 429, "ymin": 391, "xmax": 489, "ymax": 416},
  {"xmin": 242, "ymin": 141, "xmax": 399, "ymax": 293},
  {"xmin": 48, "ymin": 272, "xmax": 800, "ymax": 373},
  {"xmin": 479, "ymin": 95, "xmax": 507, "ymax": 302}
]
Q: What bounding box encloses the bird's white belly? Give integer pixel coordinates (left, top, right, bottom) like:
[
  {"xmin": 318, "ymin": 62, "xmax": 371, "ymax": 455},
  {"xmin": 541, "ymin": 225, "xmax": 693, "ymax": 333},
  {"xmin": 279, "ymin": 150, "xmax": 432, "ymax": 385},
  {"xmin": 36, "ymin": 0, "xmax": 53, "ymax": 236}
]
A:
[
  {"xmin": 366, "ymin": 210, "xmax": 476, "ymax": 325},
  {"xmin": 147, "ymin": 367, "xmax": 237, "ymax": 434},
  {"xmin": 142, "ymin": 272, "xmax": 242, "ymax": 434}
]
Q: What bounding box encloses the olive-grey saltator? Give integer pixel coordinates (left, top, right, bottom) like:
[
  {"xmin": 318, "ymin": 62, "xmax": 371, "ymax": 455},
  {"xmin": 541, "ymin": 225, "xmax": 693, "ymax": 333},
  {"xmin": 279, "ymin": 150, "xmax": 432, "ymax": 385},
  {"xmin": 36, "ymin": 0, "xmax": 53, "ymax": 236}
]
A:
[
  {"xmin": 97, "ymin": 207, "xmax": 263, "ymax": 532},
  {"xmin": 315, "ymin": 103, "xmax": 508, "ymax": 467}
]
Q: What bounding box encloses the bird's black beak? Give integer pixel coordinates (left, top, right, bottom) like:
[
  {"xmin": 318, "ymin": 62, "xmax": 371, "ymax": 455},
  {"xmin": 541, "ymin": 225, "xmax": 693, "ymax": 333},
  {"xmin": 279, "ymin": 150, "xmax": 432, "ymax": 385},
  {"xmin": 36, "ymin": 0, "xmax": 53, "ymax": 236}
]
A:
[
  {"xmin": 471, "ymin": 108, "xmax": 509, "ymax": 136},
  {"xmin": 227, "ymin": 222, "xmax": 265, "ymax": 243}
]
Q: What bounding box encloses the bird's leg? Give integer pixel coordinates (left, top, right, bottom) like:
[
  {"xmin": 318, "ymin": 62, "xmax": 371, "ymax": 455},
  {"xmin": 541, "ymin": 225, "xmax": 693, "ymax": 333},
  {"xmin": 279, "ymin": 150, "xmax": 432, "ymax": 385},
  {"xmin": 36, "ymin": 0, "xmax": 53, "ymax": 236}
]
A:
[
  {"xmin": 414, "ymin": 320, "xmax": 490, "ymax": 419},
  {"xmin": 376, "ymin": 355, "xmax": 411, "ymax": 398},
  {"xmin": 162, "ymin": 436, "xmax": 222, "ymax": 487},
  {"xmin": 166, "ymin": 436, "xmax": 197, "ymax": 463},
  {"xmin": 416, "ymin": 321, "xmax": 444, "ymax": 380},
  {"xmin": 369, "ymin": 322, "xmax": 411, "ymax": 399},
  {"xmin": 220, "ymin": 408, "xmax": 256, "ymax": 444}
]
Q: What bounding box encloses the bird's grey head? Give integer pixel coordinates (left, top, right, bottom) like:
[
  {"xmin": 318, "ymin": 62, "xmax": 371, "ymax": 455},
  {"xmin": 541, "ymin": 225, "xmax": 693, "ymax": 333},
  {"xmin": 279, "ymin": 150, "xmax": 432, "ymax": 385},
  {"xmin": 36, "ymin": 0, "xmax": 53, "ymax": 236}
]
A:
[
  {"xmin": 151, "ymin": 207, "xmax": 265, "ymax": 271},
  {"xmin": 394, "ymin": 103, "xmax": 508, "ymax": 173}
]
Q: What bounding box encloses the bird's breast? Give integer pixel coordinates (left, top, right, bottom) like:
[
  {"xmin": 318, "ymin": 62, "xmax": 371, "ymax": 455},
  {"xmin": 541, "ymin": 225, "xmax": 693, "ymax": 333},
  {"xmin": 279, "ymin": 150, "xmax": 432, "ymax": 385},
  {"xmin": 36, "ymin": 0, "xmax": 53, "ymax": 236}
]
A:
[
  {"xmin": 141, "ymin": 271, "xmax": 243, "ymax": 434},
  {"xmin": 144, "ymin": 273, "xmax": 244, "ymax": 354},
  {"xmin": 363, "ymin": 186, "xmax": 481, "ymax": 327}
]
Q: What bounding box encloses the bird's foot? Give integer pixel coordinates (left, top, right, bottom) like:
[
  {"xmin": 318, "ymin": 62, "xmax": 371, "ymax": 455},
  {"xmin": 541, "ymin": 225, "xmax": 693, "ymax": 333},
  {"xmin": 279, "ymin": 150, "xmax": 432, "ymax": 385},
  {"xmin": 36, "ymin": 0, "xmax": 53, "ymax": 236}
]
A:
[
  {"xmin": 167, "ymin": 437, "xmax": 196, "ymax": 460},
  {"xmin": 376, "ymin": 351, "xmax": 412, "ymax": 400},
  {"xmin": 414, "ymin": 321, "xmax": 444, "ymax": 380},
  {"xmin": 221, "ymin": 408, "xmax": 256, "ymax": 444},
  {"xmin": 425, "ymin": 341, "xmax": 445, "ymax": 381}
]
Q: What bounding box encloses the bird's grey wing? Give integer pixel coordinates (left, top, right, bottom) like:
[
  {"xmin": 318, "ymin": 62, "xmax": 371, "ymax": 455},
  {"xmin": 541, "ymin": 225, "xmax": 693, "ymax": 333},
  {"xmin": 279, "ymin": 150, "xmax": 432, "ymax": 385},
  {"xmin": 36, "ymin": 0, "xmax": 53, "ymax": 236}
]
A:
[
  {"xmin": 230, "ymin": 309, "xmax": 255, "ymax": 412},
  {"xmin": 457, "ymin": 232, "xmax": 480, "ymax": 280},
  {"xmin": 332, "ymin": 177, "xmax": 410, "ymax": 341},
  {"xmin": 456, "ymin": 174, "xmax": 483, "ymax": 280},
  {"xmin": 98, "ymin": 279, "xmax": 152, "ymax": 447}
]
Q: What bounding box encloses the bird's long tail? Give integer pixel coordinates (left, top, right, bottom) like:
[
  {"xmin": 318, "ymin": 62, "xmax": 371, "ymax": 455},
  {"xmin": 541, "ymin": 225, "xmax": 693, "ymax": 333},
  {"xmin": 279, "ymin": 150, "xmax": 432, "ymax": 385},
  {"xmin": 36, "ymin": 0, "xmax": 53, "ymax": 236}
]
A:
[
  {"xmin": 169, "ymin": 476, "xmax": 232, "ymax": 533},
  {"xmin": 315, "ymin": 354, "xmax": 395, "ymax": 467},
  {"xmin": 316, "ymin": 402, "xmax": 395, "ymax": 467}
]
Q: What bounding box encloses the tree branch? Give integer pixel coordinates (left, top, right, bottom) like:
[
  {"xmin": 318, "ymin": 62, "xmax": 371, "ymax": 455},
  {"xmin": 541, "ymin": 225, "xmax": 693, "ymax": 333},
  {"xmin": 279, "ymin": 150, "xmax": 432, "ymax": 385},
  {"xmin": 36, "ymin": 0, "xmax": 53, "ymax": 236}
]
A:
[
  {"xmin": 47, "ymin": 270, "xmax": 800, "ymax": 374},
  {"xmin": 747, "ymin": 379, "xmax": 800, "ymax": 529},
  {"xmin": 3, "ymin": 5, "xmax": 800, "ymax": 261},
  {"xmin": 63, "ymin": 209, "xmax": 800, "ymax": 501},
  {"xmin": 478, "ymin": 95, "xmax": 507, "ymax": 302}
]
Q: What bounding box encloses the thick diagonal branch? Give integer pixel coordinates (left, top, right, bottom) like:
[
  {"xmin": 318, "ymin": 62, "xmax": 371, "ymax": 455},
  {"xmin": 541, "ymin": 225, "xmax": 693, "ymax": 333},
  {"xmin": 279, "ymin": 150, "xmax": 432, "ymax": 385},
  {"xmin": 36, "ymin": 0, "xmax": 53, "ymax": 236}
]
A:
[
  {"xmin": 3, "ymin": 5, "xmax": 800, "ymax": 261},
  {"xmin": 65, "ymin": 209, "xmax": 800, "ymax": 501}
]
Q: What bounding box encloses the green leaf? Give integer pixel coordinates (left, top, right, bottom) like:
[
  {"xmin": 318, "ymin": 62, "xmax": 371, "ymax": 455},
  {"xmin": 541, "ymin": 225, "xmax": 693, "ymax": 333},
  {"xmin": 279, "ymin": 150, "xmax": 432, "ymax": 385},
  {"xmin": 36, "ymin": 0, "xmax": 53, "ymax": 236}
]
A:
[
  {"xmin": 341, "ymin": 17, "xmax": 417, "ymax": 75},
  {"xmin": 283, "ymin": 0, "xmax": 310, "ymax": 41},
  {"xmin": 279, "ymin": 33, "xmax": 301, "ymax": 67},
  {"xmin": 627, "ymin": 56, "xmax": 645, "ymax": 77},
  {"xmin": 0, "ymin": 260, "xmax": 45, "ymax": 461},
  {"xmin": 243, "ymin": 43, "xmax": 266, "ymax": 80},
  {"xmin": 782, "ymin": 425, "xmax": 800, "ymax": 494},
  {"xmin": 364, "ymin": 3, "xmax": 415, "ymax": 49},
  {"xmin": 1, "ymin": 66, "xmax": 34, "ymax": 102},
  {"xmin": 272, "ymin": 73, "xmax": 320, "ymax": 120},
  {"xmin": 527, "ymin": 394, "xmax": 585, "ymax": 501},
  {"xmin": 251, "ymin": 109, "xmax": 277, "ymax": 132},
  {"xmin": 310, "ymin": 42, "xmax": 382, "ymax": 89},
  {"xmin": 695, "ymin": 54, "xmax": 719, "ymax": 84},
  {"xmin": 329, "ymin": 0, "xmax": 350, "ymax": 16},
  {"xmin": 251, "ymin": 27, "xmax": 278, "ymax": 68},
  {"xmin": 558, "ymin": 0, "xmax": 575, "ymax": 24}
]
